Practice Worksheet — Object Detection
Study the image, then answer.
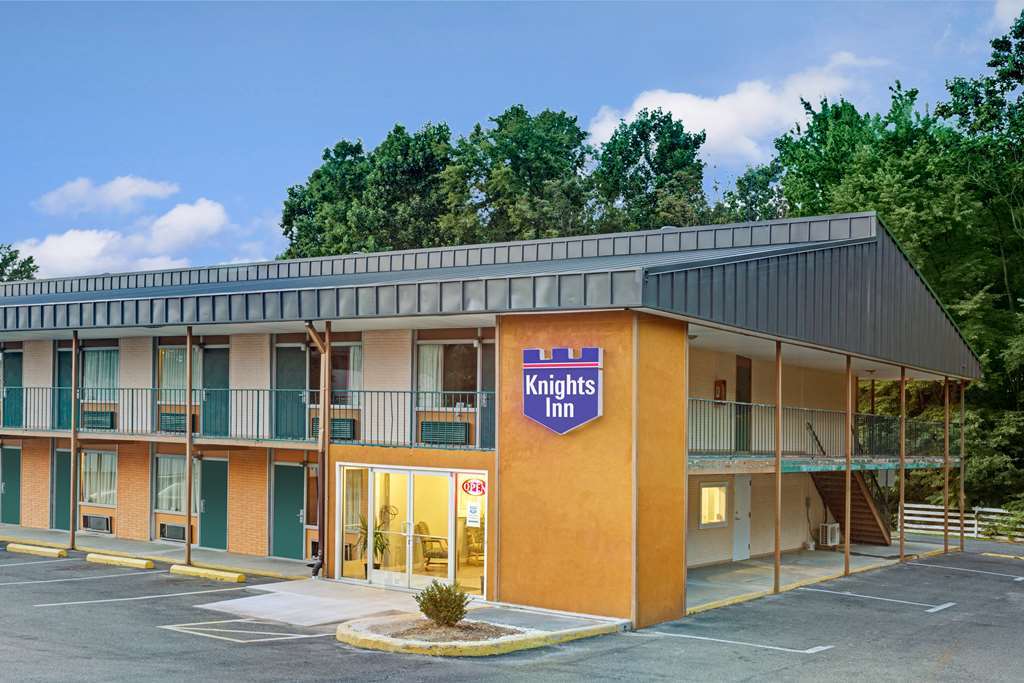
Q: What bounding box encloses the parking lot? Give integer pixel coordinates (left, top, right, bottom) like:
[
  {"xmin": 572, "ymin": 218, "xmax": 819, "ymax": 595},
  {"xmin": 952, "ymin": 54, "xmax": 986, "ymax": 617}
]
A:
[{"xmin": 1, "ymin": 540, "xmax": 1022, "ymax": 681}]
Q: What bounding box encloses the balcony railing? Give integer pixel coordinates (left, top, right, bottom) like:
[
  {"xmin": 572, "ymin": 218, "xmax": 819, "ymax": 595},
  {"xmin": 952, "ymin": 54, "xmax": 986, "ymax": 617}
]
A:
[
  {"xmin": 0, "ymin": 387, "xmax": 495, "ymax": 451},
  {"xmin": 689, "ymin": 398, "xmax": 951, "ymax": 460}
]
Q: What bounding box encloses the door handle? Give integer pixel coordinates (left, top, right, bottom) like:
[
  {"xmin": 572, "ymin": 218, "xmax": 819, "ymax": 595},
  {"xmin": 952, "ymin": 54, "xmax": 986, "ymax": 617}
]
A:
[
  {"xmin": 0, "ymin": 482, "xmax": 4, "ymax": 495},
  {"xmin": 200, "ymin": 499, "xmax": 206, "ymax": 514},
  {"xmin": 298, "ymin": 508, "xmax": 305, "ymax": 522}
]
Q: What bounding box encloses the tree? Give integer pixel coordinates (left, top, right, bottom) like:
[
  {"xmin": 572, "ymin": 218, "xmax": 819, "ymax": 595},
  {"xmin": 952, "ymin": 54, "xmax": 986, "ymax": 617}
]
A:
[
  {"xmin": 0, "ymin": 244, "xmax": 37, "ymax": 282},
  {"xmin": 440, "ymin": 105, "xmax": 593, "ymax": 243},
  {"xmin": 280, "ymin": 139, "xmax": 370, "ymax": 258},
  {"xmin": 593, "ymin": 108, "xmax": 708, "ymax": 231},
  {"xmin": 709, "ymin": 161, "xmax": 788, "ymax": 223}
]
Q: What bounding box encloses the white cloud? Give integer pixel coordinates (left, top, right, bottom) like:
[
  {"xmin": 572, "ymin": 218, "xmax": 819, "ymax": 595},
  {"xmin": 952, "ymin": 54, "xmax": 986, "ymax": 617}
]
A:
[
  {"xmin": 16, "ymin": 198, "xmax": 228, "ymax": 277},
  {"xmin": 588, "ymin": 51, "xmax": 887, "ymax": 164},
  {"xmin": 993, "ymin": 0, "xmax": 1024, "ymax": 29},
  {"xmin": 34, "ymin": 176, "xmax": 180, "ymax": 216}
]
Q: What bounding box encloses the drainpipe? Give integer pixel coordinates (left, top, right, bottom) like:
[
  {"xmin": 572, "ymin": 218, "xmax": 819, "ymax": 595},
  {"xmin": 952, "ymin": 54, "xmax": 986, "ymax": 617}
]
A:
[
  {"xmin": 943, "ymin": 378, "xmax": 950, "ymax": 554},
  {"xmin": 69, "ymin": 331, "xmax": 80, "ymax": 551},
  {"xmin": 959, "ymin": 380, "xmax": 967, "ymax": 552},
  {"xmin": 898, "ymin": 367, "xmax": 906, "ymax": 562},
  {"xmin": 773, "ymin": 341, "xmax": 782, "ymax": 593}
]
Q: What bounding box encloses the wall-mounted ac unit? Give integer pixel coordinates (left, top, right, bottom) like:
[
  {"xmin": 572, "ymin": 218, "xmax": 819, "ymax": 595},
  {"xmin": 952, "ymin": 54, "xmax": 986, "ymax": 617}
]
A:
[
  {"xmin": 820, "ymin": 522, "xmax": 841, "ymax": 547},
  {"xmin": 82, "ymin": 514, "xmax": 112, "ymax": 533},
  {"xmin": 159, "ymin": 522, "xmax": 187, "ymax": 543}
]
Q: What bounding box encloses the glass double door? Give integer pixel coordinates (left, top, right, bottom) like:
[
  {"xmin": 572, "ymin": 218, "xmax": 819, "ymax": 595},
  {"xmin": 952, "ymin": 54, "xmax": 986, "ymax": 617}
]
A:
[{"xmin": 371, "ymin": 469, "xmax": 453, "ymax": 590}]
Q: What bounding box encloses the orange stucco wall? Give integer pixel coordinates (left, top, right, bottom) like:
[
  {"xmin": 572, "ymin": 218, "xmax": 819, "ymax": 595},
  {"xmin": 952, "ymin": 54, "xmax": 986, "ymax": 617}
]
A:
[
  {"xmin": 635, "ymin": 315, "xmax": 687, "ymax": 627},
  {"xmin": 497, "ymin": 311, "xmax": 635, "ymax": 619}
]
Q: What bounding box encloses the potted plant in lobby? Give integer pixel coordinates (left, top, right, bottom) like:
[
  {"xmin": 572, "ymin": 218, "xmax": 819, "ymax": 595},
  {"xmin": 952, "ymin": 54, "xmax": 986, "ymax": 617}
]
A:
[{"xmin": 357, "ymin": 514, "xmax": 389, "ymax": 570}]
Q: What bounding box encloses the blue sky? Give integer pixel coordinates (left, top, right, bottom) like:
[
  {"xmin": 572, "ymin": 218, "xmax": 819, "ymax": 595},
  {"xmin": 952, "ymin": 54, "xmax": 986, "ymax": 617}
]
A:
[{"xmin": 1, "ymin": 1, "xmax": 1019, "ymax": 278}]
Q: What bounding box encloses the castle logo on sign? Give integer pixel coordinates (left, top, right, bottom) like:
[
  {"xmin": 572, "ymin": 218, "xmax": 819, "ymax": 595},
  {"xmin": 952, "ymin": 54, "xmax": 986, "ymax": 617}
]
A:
[{"xmin": 522, "ymin": 347, "xmax": 603, "ymax": 435}]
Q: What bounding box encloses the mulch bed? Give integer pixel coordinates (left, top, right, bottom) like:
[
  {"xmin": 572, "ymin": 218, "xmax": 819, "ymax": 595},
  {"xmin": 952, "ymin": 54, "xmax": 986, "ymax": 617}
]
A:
[{"xmin": 370, "ymin": 618, "xmax": 521, "ymax": 643}]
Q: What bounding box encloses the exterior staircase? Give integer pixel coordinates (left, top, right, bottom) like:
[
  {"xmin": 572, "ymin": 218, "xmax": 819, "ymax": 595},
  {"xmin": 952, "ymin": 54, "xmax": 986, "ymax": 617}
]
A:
[{"xmin": 810, "ymin": 471, "xmax": 892, "ymax": 546}]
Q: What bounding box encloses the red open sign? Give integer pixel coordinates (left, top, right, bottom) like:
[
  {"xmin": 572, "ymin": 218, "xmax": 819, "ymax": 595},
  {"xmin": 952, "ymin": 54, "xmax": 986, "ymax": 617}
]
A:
[{"xmin": 461, "ymin": 478, "xmax": 486, "ymax": 496}]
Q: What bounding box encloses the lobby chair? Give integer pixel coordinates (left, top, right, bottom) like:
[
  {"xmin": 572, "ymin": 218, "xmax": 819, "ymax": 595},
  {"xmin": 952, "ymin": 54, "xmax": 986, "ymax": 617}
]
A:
[{"xmin": 415, "ymin": 521, "xmax": 448, "ymax": 569}]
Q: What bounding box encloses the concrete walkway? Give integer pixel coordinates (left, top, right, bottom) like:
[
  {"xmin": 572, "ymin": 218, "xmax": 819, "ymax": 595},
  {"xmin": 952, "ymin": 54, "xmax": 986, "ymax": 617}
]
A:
[
  {"xmin": 0, "ymin": 524, "xmax": 309, "ymax": 579},
  {"xmin": 202, "ymin": 576, "xmax": 627, "ymax": 637},
  {"xmin": 686, "ymin": 549, "xmax": 891, "ymax": 612}
]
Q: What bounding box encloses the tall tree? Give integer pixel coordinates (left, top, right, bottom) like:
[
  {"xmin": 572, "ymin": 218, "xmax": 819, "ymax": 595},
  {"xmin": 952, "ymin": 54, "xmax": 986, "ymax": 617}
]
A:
[
  {"xmin": 593, "ymin": 108, "xmax": 708, "ymax": 231},
  {"xmin": 0, "ymin": 244, "xmax": 37, "ymax": 282},
  {"xmin": 441, "ymin": 105, "xmax": 593, "ymax": 243},
  {"xmin": 709, "ymin": 161, "xmax": 788, "ymax": 223}
]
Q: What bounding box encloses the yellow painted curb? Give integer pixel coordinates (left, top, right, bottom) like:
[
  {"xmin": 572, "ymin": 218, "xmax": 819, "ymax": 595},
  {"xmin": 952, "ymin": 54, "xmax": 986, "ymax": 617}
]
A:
[
  {"xmin": 86, "ymin": 553, "xmax": 154, "ymax": 569},
  {"xmin": 336, "ymin": 618, "xmax": 621, "ymax": 657},
  {"xmin": 918, "ymin": 548, "xmax": 947, "ymax": 559},
  {"xmin": 169, "ymin": 564, "xmax": 246, "ymax": 583},
  {"xmin": 74, "ymin": 545, "xmax": 304, "ymax": 581},
  {"xmin": 0, "ymin": 535, "xmax": 69, "ymax": 550},
  {"xmin": 4, "ymin": 543, "xmax": 68, "ymax": 558},
  {"xmin": 686, "ymin": 589, "xmax": 769, "ymax": 615},
  {"xmin": 983, "ymin": 552, "xmax": 1024, "ymax": 561}
]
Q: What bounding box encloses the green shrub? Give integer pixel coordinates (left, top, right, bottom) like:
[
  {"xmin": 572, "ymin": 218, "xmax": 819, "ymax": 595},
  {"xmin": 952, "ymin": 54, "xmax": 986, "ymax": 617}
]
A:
[{"xmin": 414, "ymin": 580, "xmax": 469, "ymax": 627}]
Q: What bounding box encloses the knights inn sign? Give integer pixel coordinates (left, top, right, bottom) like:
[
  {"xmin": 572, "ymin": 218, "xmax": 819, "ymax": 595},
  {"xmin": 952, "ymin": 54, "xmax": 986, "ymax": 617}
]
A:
[{"xmin": 522, "ymin": 347, "xmax": 604, "ymax": 434}]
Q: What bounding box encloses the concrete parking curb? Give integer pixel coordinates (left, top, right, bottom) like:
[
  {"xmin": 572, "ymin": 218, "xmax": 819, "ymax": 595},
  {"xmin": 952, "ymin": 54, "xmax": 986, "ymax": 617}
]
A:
[
  {"xmin": 983, "ymin": 552, "xmax": 1024, "ymax": 561},
  {"xmin": 336, "ymin": 614, "xmax": 623, "ymax": 657},
  {"xmin": 4, "ymin": 543, "xmax": 68, "ymax": 558},
  {"xmin": 73, "ymin": 545, "xmax": 305, "ymax": 581},
  {"xmin": 86, "ymin": 553, "xmax": 155, "ymax": 569},
  {"xmin": 169, "ymin": 564, "xmax": 246, "ymax": 583},
  {"xmin": 0, "ymin": 536, "xmax": 69, "ymax": 551}
]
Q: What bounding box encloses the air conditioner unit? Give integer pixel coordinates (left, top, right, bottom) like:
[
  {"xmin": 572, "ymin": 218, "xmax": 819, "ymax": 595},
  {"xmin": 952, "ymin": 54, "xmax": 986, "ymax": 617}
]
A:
[
  {"xmin": 82, "ymin": 514, "xmax": 112, "ymax": 533},
  {"xmin": 159, "ymin": 522, "xmax": 187, "ymax": 543},
  {"xmin": 820, "ymin": 522, "xmax": 841, "ymax": 547}
]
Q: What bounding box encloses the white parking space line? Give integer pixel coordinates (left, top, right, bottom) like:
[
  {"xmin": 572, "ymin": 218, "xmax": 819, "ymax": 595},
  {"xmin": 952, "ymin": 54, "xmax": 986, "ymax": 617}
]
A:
[
  {"xmin": 0, "ymin": 558, "xmax": 77, "ymax": 568},
  {"xmin": 0, "ymin": 570, "xmax": 165, "ymax": 587},
  {"xmin": 797, "ymin": 587, "xmax": 956, "ymax": 613},
  {"xmin": 624, "ymin": 631, "xmax": 833, "ymax": 654},
  {"xmin": 35, "ymin": 586, "xmax": 254, "ymax": 607},
  {"xmin": 908, "ymin": 562, "xmax": 1024, "ymax": 581},
  {"xmin": 159, "ymin": 619, "xmax": 335, "ymax": 644}
]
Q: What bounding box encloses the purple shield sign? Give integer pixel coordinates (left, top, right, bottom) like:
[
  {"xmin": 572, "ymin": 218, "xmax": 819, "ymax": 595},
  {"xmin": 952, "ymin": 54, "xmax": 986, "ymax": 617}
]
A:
[{"xmin": 522, "ymin": 347, "xmax": 603, "ymax": 435}]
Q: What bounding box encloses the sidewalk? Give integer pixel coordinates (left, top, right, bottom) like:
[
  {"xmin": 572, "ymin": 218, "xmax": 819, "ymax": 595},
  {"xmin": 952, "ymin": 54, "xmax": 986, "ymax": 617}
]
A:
[{"xmin": 0, "ymin": 524, "xmax": 309, "ymax": 580}]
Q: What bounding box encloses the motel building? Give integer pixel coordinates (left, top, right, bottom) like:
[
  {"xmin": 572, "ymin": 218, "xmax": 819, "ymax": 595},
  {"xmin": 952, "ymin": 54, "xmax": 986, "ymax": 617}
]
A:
[{"xmin": 0, "ymin": 211, "xmax": 977, "ymax": 627}]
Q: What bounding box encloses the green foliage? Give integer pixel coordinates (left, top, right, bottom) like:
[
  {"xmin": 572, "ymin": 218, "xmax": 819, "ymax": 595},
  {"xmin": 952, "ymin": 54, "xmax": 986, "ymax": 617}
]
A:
[
  {"xmin": 593, "ymin": 108, "xmax": 708, "ymax": 231},
  {"xmin": 0, "ymin": 244, "xmax": 37, "ymax": 282},
  {"xmin": 709, "ymin": 162, "xmax": 787, "ymax": 223},
  {"xmin": 414, "ymin": 580, "xmax": 470, "ymax": 627}
]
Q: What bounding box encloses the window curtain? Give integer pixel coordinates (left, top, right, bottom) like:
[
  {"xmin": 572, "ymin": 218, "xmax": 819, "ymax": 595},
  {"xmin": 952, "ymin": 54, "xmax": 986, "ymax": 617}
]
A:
[
  {"xmin": 82, "ymin": 350, "xmax": 118, "ymax": 403},
  {"xmin": 417, "ymin": 344, "xmax": 443, "ymax": 408},
  {"xmin": 158, "ymin": 347, "xmax": 201, "ymax": 403},
  {"xmin": 82, "ymin": 451, "xmax": 117, "ymax": 505},
  {"xmin": 346, "ymin": 346, "xmax": 362, "ymax": 406},
  {"xmin": 155, "ymin": 456, "xmax": 198, "ymax": 513}
]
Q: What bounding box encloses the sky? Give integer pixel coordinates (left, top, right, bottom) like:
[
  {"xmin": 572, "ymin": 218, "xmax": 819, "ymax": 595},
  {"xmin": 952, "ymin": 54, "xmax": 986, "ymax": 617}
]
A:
[{"xmin": 1, "ymin": 0, "xmax": 1021, "ymax": 278}]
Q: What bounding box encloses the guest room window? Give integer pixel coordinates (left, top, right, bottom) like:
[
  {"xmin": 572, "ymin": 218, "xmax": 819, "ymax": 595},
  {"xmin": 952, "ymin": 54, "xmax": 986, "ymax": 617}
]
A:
[
  {"xmin": 154, "ymin": 455, "xmax": 198, "ymax": 513},
  {"xmin": 417, "ymin": 343, "xmax": 478, "ymax": 408},
  {"xmin": 158, "ymin": 347, "xmax": 201, "ymax": 403},
  {"xmin": 81, "ymin": 349, "xmax": 118, "ymax": 402},
  {"xmin": 81, "ymin": 451, "xmax": 117, "ymax": 506},
  {"xmin": 700, "ymin": 482, "xmax": 728, "ymax": 528}
]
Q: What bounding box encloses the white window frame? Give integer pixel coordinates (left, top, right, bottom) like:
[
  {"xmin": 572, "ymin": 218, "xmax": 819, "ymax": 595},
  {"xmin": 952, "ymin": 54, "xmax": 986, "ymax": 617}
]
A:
[
  {"xmin": 152, "ymin": 454, "xmax": 199, "ymax": 515},
  {"xmin": 414, "ymin": 338, "xmax": 494, "ymax": 412},
  {"xmin": 80, "ymin": 450, "xmax": 118, "ymax": 508},
  {"xmin": 698, "ymin": 481, "xmax": 729, "ymax": 529}
]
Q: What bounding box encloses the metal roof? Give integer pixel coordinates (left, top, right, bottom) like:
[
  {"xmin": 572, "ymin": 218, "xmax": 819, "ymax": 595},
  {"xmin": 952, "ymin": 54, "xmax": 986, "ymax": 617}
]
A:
[{"xmin": 0, "ymin": 211, "xmax": 981, "ymax": 378}]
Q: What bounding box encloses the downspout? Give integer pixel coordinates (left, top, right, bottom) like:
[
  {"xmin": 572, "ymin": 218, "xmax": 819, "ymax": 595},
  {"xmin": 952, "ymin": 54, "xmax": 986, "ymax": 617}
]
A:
[{"xmin": 69, "ymin": 331, "xmax": 80, "ymax": 551}]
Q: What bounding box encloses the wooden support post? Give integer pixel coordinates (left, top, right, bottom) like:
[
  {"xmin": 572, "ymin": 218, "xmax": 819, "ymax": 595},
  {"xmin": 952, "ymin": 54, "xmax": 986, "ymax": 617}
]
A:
[
  {"xmin": 943, "ymin": 378, "xmax": 950, "ymax": 554},
  {"xmin": 773, "ymin": 341, "xmax": 782, "ymax": 593},
  {"xmin": 959, "ymin": 380, "xmax": 966, "ymax": 552},
  {"xmin": 898, "ymin": 367, "xmax": 906, "ymax": 562},
  {"xmin": 681, "ymin": 322, "xmax": 689, "ymax": 615},
  {"xmin": 68, "ymin": 331, "xmax": 80, "ymax": 550},
  {"xmin": 844, "ymin": 355, "xmax": 852, "ymax": 576},
  {"xmin": 184, "ymin": 326, "xmax": 194, "ymax": 567},
  {"xmin": 305, "ymin": 321, "xmax": 330, "ymax": 577}
]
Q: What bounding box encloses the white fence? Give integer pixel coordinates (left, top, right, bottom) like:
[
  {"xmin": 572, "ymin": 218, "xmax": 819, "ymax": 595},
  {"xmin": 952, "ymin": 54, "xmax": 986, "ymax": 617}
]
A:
[{"xmin": 901, "ymin": 503, "xmax": 1024, "ymax": 540}]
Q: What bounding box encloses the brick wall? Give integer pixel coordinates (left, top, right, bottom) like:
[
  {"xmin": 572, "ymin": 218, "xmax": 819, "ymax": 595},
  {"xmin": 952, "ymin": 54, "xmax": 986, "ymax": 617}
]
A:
[
  {"xmin": 22, "ymin": 342, "xmax": 53, "ymax": 429},
  {"xmin": 115, "ymin": 442, "xmax": 150, "ymax": 540},
  {"xmin": 362, "ymin": 330, "xmax": 413, "ymax": 441},
  {"xmin": 230, "ymin": 335, "xmax": 271, "ymax": 389},
  {"xmin": 20, "ymin": 438, "xmax": 50, "ymax": 529},
  {"xmin": 228, "ymin": 449, "xmax": 268, "ymax": 555}
]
